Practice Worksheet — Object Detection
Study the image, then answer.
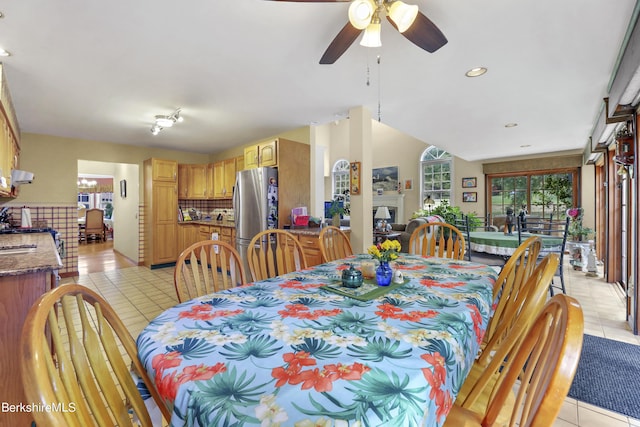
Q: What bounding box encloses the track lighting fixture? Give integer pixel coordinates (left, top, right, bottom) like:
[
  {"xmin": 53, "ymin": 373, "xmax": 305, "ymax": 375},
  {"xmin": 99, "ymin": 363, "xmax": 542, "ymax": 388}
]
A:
[{"xmin": 150, "ymin": 108, "xmax": 183, "ymax": 135}]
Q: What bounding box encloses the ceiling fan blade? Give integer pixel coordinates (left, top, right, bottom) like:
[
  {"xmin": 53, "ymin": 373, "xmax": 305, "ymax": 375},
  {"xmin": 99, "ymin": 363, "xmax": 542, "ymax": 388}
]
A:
[
  {"xmin": 319, "ymin": 22, "xmax": 362, "ymax": 64},
  {"xmin": 387, "ymin": 11, "xmax": 447, "ymax": 53}
]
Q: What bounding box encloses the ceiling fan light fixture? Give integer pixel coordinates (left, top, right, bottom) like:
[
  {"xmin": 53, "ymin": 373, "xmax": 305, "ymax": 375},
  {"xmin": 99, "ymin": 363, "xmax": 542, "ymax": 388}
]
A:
[
  {"xmin": 360, "ymin": 22, "xmax": 382, "ymax": 47},
  {"xmin": 348, "ymin": 0, "xmax": 376, "ymax": 30},
  {"xmin": 387, "ymin": 1, "xmax": 418, "ymax": 33}
]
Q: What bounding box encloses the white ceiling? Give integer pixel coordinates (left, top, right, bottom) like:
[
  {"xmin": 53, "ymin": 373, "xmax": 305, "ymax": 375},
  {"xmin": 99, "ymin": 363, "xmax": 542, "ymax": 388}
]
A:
[{"xmin": 1, "ymin": 0, "xmax": 637, "ymax": 162}]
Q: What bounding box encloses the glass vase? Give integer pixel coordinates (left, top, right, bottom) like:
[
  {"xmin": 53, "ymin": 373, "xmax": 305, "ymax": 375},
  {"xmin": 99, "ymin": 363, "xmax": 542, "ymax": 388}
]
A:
[{"xmin": 376, "ymin": 261, "xmax": 393, "ymax": 286}]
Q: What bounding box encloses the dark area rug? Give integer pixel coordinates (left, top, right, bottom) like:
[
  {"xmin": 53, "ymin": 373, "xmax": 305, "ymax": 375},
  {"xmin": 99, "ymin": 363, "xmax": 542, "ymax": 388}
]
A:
[{"xmin": 568, "ymin": 334, "xmax": 640, "ymax": 419}]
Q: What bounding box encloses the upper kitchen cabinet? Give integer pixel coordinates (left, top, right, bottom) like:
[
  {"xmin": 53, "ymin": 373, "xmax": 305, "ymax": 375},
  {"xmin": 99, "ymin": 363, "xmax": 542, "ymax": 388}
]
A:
[
  {"xmin": 244, "ymin": 139, "xmax": 277, "ymax": 169},
  {"xmin": 151, "ymin": 158, "xmax": 178, "ymax": 182},
  {"xmin": 0, "ymin": 64, "xmax": 20, "ymax": 198},
  {"xmin": 178, "ymin": 164, "xmax": 189, "ymax": 198},
  {"xmin": 189, "ymin": 164, "xmax": 207, "ymax": 198},
  {"xmin": 213, "ymin": 157, "xmax": 236, "ymax": 199}
]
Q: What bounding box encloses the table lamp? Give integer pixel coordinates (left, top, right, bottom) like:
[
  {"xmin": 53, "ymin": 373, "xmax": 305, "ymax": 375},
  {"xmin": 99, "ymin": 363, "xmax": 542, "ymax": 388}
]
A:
[
  {"xmin": 423, "ymin": 195, "xmax": 435, "ymax": 214},
  {"xmin": 375, "ymin": 206, "xmax": 391, "ymax": 231}
]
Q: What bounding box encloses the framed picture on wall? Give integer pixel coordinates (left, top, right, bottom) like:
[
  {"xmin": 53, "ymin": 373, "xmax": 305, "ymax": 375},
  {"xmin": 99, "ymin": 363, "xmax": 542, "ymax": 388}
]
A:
[
  {"xmin": 350, "ymin": 161, "xmax": 361, "ymax": 195},
  {"xmin": 462, "ymin": 177, "xmax": 477, "ymax": 188},
  {"xmin": 463, "ymin": 192, "xmax": 477, "ymax": 202}
]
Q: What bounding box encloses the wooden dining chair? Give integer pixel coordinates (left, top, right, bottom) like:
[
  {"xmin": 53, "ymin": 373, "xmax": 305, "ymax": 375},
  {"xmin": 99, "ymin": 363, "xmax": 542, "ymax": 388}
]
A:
[
  {"xmin": 318, "ymin": 225, "xmax": 353, "ymax": 262},
  {"xmin": 445, "ymin": 292, "xmax": 584, "ymax": 427},
  {"xmin": 453, "ymin": 253, "xmax": 560, "ymax": 413},
  {"xmin": 80, "ymin": 208, "xmax": 105, "ymax": 243},
  {"xmin": 174, "ymin": 240, "xmax": 247, "ymax": 302},
  {"xmin": 408, "ymin": 221, "xmax": 466, "ymax": 260},
  {"xmin": 21, "ymin": 284, "xmax": 171, "ymax": 427},
  {"xmin": 482, "ymin": 235, "xmax": 543, "ymax": 348},
  {"xmin": 247, "ymin": 229, "xmax": 308, "ymax": 281}
]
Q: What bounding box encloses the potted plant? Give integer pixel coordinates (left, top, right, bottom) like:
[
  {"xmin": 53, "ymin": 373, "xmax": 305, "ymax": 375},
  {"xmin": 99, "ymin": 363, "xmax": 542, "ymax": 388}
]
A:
[
  {"xmin": 327, "ymin": 199, "xmax": 347, "ymax": 227},
  {"xmin": 566, "ymin": 208, "xmax": 594, "ymax": 241},
  {"xmin": 104, "ymin": 202, "xmax": 113, "ymax": 219}
]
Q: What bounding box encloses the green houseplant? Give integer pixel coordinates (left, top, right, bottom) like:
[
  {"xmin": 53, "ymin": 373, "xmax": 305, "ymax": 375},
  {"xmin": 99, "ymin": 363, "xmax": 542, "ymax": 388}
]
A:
[
  {"xmin": 411, "ymin": 200, "xmax": 482, "ymax": 229},
  {"xmin": 327, "ymin": 199, "xmax": 347, "ymax": 227},
  {"xmin": 104, "ymin": 203, "xmax": 113, "ymax": 219}
]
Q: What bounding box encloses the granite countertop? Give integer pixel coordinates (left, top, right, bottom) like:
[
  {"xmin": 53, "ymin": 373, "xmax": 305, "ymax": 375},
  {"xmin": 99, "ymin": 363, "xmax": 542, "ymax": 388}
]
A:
[
  {"xmin": 287, "ymin": 226, "xmax": 350, "ymax": 237},
  {"xmin": 0, "ymin": 233, "xmax": 62, "ymax": 276},
  {"xmin": 178, "ymin": 220, "xmax": 236, "ymax": 228}
]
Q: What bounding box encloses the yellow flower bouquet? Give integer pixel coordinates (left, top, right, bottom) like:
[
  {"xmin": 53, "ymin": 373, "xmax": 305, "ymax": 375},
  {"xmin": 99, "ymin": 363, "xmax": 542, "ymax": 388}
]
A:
[{"xmin": 367, "ymin": 239, "xmax": 402, "ymax": 263}]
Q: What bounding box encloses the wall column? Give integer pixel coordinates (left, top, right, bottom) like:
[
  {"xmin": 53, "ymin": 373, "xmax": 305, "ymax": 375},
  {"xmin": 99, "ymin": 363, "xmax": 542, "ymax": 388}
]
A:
[{"xmin": 348, "ymin": 106, "xmax": 374, "ymax": 252}]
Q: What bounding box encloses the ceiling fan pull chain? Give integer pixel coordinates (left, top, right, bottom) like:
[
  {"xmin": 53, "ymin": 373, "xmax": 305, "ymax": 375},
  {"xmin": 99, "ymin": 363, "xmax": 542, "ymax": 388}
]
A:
[{"xmin": 377, "ymin": 55, "xmax": 382, "ymax": 122}]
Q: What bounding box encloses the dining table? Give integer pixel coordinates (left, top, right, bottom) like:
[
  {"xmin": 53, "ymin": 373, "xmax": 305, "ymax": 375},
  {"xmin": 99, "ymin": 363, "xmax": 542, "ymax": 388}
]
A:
[
  {"xmin": 469, "ymin": 231, "xmax": 564, "ymax": 256},
  {"xmin": 136, "ymin": 254, "xmax": 497, "ymax": 427}
]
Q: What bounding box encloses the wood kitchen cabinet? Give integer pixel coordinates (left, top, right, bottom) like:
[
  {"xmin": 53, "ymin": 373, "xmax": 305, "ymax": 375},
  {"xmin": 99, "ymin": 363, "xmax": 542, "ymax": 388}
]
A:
[
  {"xmin": 296, "ymin": 234, "xmax": 323, "ymax": 267},
  {"xmin": 178, "ymin": 223, "xmax": 199, "ymax": 255},
  {"xmin": 144, "ymin": 158, "xmax": 178, "ymax": 267},
  {"xmin": 151, "ymin": 158, "xmax": 178, "ymax": 182},
  {"xmin": 178, "ymin": 164, "xmax": 189, "ymax": 198},
  {"xmin": 213, "ymin": 158, "xmax": 236, "ymax": 199},
  {"xmin": 0, "ymin": 64, "xmax": 20, "ymax": 198},
  {"xmin": 178, "ymin": 164, "xmax": 208, "ymax": 199},
  {"xmin": 188, "ymin": 164, "xmax": 207, "ymax": 199},
  {"xmin": 243, "ymin": 139, "xmax": 277, "ymax": 169},
  {"xmin": 0, "ymin": 232, "xmax": 62, "ymax": 426}
]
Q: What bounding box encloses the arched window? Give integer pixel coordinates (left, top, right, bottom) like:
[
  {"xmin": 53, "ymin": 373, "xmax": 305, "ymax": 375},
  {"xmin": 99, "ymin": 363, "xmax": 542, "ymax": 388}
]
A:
[
  {"xmin": 332, "ymin": 159, "xmax": 350, "ymax": 200},
  {"xmin": 420, "ymin": 146, "xmax": 452, "ymax": 208}
]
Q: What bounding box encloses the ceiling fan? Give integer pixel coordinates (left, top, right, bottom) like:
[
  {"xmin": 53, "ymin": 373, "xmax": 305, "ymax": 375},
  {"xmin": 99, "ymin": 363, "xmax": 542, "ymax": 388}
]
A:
[{"xmin": 270, "ymin": 0, "xmax": 447, "ymax": 64}]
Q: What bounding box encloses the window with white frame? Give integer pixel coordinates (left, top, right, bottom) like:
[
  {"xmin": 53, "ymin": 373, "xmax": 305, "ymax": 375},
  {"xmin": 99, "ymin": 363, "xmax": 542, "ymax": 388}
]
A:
[
  {"xmin": 332, "ymin": 159, "xmax": 350, "ymax": 200},
  {"xmin": 420, "ymin": 146, "xmax": 452, "ymax": 207}
]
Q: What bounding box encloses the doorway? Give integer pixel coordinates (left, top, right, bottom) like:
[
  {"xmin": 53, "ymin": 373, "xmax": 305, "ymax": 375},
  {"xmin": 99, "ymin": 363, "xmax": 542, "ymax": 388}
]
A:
[{"xmin": 78, "ymin": 160, "xmax": 140, "ymax": 268}]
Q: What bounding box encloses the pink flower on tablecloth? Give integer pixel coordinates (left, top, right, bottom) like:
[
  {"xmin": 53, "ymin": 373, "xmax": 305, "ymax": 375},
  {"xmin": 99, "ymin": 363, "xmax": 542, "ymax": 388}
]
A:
[
  {"xmin": 419, "ymin": 278, "xmax": 466, "ymax": 288},
  {"xmin": 180, "ymin": 362, "xmax": 226, "ymax": 382},
  {"xmin": 421, "ymin": 352, "xmax": 446, "ymax": 383},
  {"xmin": 435, "ymin": 390, "xmax": 453, "ymax": 422},
  {"xmin": 178, "ymin": 305, "xmax": 243, "ymax": 320},
  {"xmin": 152, "ymin": 351, "xmax": 182, "ymax": 372},
  {"xmin": 279, "ymin": 280, "xmax": 323, "ymax": 290},
  {"xmin": 278, "ymin": 303, "xmax": 342, "ymax": 319}
]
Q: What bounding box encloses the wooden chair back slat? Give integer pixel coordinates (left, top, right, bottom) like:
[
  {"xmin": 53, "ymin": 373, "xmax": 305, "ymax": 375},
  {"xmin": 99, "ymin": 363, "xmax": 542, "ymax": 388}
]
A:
[
  {"xmin": 174, "ymin": 240, "xmax": 247, "ymax": 302},
  {"xmin": 408, "ymin": 221, "xmax": 466, "ymax": 260},
  {"xmin": 458, "ymin": 254, "xmax": 559, "ymax": 407},
  {"xmin": 484, "ymin": 236, "xmax": 543, "ymax": 345},
  {"xmin": 21, "ymin": 284, "xmax": 171, "ymax": 427},
  {"xmin": 318, "ymin": 226, "xmax": 353, "ymax": 262},
  {"xmin": 446, "ymin": 291, "xmax": 583, "ymax": 427},
  {"xmin": 248, "ymin": 230, "xmax": 308, "ymax": 281}
]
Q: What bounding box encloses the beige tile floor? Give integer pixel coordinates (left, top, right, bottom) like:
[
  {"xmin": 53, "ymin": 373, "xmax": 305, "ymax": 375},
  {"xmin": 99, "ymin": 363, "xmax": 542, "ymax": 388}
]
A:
[{"xmin": 61, "ymin": 258, "xmax": 640, "ymax": 426}]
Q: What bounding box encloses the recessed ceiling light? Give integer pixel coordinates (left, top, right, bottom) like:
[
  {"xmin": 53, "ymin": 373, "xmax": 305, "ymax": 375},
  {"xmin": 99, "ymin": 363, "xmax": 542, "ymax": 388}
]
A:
[
  {"xmin": 0, "ymin": 48, "xmax": 11, "ymax": 57},
  {"xmin": 505, "ymin": 123, "xmax": 518, "ymax": 128},
  {"xmin": 465, "ymin": 67, "xmax": 487, "ymax": 77}
]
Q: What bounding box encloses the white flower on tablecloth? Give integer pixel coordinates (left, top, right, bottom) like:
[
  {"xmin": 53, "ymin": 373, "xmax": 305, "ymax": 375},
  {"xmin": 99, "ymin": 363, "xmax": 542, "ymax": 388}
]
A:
[
  {"xmin": 255, "ymin": 394, "xmax": 288, "ymax": 427},
  {"xmin": 151, "ymin": 322, "xmax": 182, "ymax": 345},
  {"xmin": 294, "ymin": 417, "xmax": 332, "ymax": 427}
]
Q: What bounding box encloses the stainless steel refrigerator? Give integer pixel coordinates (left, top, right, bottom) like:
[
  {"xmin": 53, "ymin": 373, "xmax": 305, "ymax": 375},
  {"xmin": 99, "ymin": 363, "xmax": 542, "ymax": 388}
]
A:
[{"xmin": 234, "ymin": 167, "xmax": 278, "ymax": 274}]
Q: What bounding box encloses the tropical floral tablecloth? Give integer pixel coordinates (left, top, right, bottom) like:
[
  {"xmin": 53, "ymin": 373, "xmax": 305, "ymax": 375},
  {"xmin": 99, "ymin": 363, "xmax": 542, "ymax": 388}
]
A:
[{"xmin": 136, "ymin": 254, "xmax": 496, "ymax": 427}]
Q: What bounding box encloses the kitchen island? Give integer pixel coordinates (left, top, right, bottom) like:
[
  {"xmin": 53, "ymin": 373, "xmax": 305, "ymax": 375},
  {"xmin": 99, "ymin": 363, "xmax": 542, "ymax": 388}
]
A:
[{"xmin": 0, "ymin": 232, "xmax": 62, "ymax": 426}]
